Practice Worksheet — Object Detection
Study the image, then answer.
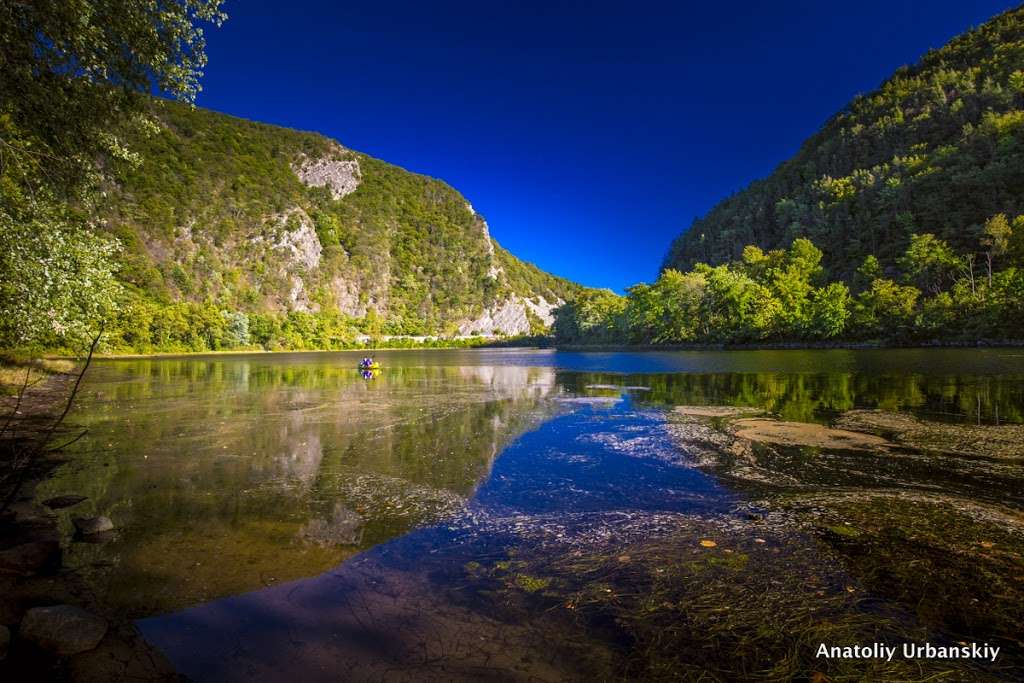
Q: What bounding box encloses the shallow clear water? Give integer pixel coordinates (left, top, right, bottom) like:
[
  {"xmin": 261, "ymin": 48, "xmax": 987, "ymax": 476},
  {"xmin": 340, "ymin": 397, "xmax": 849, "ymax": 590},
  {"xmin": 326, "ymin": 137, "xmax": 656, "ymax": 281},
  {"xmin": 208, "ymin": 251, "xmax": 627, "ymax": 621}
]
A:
[{"xmin": 39, "ymin": 348, "xmax": 1024, "ymax": 681}]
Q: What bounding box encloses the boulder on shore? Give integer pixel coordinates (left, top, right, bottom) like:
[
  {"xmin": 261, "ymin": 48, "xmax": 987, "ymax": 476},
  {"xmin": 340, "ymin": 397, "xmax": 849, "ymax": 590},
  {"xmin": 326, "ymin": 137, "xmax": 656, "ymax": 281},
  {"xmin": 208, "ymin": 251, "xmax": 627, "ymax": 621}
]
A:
[
  {"xmin": 72, "ymin": 516, "xmax": 113, "ymax": 535},
  {"xmin": 20, "ymin": 605, "xmax": 107, "ymax": 656},
  {"xmin": 0, "ymin": 539, "xmax": 61, "ymax": 576},
  {"xmin": 42, "ymin": 495, "xmax": 87, "ymax": 510}
]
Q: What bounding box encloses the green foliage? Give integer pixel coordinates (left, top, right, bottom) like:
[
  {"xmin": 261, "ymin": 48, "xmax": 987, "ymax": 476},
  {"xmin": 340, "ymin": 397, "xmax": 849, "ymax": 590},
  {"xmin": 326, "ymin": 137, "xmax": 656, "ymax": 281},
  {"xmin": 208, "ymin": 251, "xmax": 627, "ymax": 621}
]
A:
[
  {"xmin": 898, "ymin": 233, "xmax": 963, "ymax": 294},
  {"xmin": 698, "ymin": 265, "xmax": 780, "ymax": 342},
  {"xmin": 981, "ymin": 213, "xmax": 1013, "ymax": 284},
  {"xmin": 807, "ymin": 282, "xmax": 852, "ymax": 338},
  {"xmin": 0, "ymin": 0, "xmax": 225, "ymax": 352},
  {"xmin": 852, "ymin": 278, "xmax": 921, "ymax": 338},
  {"xmin": 558, "ymin": 230, "xmax": 1022, "ymax": 346},
  {"xmin": 0, "ymin": 0, "xmax": 226, "ymax": 203},
  {"xmin": 664, "ymin": 7, "xmax": 1024, "ymax": 283},
  {"xmin": 552, "ymin": 289, "xmax": 627, "ymax": 344},
  {"xmin": 0, "ymin": 209, "xmax": 121, "ymax": 350}
]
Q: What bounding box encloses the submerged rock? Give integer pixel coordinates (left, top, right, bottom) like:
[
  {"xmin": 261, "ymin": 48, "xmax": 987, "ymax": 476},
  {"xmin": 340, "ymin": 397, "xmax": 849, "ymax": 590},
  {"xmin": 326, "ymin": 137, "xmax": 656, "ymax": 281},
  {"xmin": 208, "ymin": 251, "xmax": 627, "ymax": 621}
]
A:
[
  {"xmin": 42, "ymin": 495, "xmax": 87, "ymax": 510},
  {"xmin": 300, "ymin": 505, "xmax": 364, "ymax": 546},
  {"xmin": 0, "ymin": 539, "xmax": 61, "ymax": 576},
  {"xmin": 72, "ymin": 516, "xmax": 114, "ymax": 535},
  {"xmin": 730, "ymin": 418, "xmax": 890, "ymax": 451},
  {"xmin": 67, "ymin": 623, "xmax": 182, "ymax": 681},
  {"xmin": 20, "ymin": 605, "xmax": 107, "ymax": 656}
]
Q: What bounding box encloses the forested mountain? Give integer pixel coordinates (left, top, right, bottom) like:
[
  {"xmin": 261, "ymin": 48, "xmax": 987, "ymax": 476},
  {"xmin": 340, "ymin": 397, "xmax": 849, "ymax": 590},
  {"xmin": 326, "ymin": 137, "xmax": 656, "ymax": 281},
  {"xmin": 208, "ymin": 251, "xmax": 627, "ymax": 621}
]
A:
[
  {"xmin": 663, "ymin": 6, "xmax": 1024, "ymax": 279},
  {"xmin": 553, "ymin": 7, "xmax": 1024, "ymax": 346},
  {"xmin": 94, "ymin": 101, "xmax": 578, "ymax": 349}
]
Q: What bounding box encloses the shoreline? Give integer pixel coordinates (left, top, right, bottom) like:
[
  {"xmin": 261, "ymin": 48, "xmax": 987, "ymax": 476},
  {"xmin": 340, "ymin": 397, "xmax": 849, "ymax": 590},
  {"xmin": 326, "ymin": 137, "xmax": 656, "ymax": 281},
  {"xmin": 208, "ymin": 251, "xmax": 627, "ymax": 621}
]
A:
[
  {"xmin": 555, "ymin": 339, "xmax": 1024, "ymax": 352},
  {"xmin": 45, "ymin": 337, "xmax": 1024, "ymax": 361},
  {"xmin": 62, "ymin": 344, "xmax": 539, "ymax": 361}
]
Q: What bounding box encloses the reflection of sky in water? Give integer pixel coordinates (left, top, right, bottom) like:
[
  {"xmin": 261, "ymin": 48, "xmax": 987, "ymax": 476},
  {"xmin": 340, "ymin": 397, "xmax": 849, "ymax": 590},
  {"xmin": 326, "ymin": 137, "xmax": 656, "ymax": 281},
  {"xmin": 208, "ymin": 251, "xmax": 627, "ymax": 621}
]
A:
[{"xmin": 473, "ymin": 398, "xmax": 730, "ymax": 515}]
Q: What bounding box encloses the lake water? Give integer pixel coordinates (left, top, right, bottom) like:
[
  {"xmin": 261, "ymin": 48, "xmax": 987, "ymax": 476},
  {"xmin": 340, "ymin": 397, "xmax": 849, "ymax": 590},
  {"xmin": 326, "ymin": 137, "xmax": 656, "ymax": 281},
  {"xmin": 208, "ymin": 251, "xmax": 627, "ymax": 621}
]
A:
[{"xmin": 40, "ymin": 349, "xmax": 1024, "ymax": 681}]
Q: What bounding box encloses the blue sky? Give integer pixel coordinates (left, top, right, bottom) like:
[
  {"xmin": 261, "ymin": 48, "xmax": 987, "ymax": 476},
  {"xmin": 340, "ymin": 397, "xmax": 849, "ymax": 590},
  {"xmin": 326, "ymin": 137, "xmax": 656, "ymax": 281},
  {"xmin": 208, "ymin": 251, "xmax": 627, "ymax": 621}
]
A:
[{"xmin": 197, "ymin": 0, "xmax": 1015, "ymax": 292}]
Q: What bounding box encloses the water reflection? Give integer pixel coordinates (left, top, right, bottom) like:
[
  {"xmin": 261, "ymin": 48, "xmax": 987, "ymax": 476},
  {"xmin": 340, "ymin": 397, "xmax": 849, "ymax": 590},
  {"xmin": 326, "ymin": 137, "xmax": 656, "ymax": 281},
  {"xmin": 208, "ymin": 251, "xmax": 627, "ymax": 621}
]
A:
[
  {"xmin": 40, "ymin": 359, "xmax": 560, "ymax": 616},
  {"xmin": 138, "ymin": 400, "xmax": 733, "ymax": 682},
  {"xmin": 33, "ymin": 349, "xmax": 1024, "ymax": 680},
  {"xmin": 560, "ymin": 369, "xmax": 1024, "ymax": 425}
]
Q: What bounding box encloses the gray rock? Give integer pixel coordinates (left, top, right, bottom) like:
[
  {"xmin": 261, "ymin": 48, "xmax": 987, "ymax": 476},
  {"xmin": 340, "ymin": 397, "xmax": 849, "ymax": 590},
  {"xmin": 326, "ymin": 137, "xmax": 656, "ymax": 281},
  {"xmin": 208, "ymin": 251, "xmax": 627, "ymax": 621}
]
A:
[
  {"xmin": 43, "ymin": 495, "xmax": 88, "ymax": 509},
  {"xmin": 72, "ymin": 516, "xmax": 114, "ymax": 535},
  {"xmin": 0, "ymin": 540, "xmax": 61, "ymax": 576},
  {"xmin": 300, "ymin": 504, "xmax": 364, "ymax": 546},
  {"xmin": 0, "ymin": 624, "xmax": 9, "ymax": 660},
  {"xmin": 293, "ymin": 152, "xmax": 361, "ymax": 199},
  {"xmin": 20, "ymin": 605, "xmax": 107, "ymax": 656}
]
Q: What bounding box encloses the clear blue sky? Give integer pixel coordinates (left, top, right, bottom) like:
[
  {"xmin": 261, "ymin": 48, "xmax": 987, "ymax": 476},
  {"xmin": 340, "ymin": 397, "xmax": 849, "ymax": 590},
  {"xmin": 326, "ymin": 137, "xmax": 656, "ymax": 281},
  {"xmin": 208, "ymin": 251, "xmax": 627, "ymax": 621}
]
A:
[{"xmin": 197, "ymin": 1, "xmax": 1015, "ymax": 292}]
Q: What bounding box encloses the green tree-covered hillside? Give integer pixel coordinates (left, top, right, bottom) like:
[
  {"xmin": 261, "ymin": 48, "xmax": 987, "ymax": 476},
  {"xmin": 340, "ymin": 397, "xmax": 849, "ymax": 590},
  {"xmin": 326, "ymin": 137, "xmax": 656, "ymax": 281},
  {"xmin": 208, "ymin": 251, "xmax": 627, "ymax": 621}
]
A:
[
  {"xmin": 94, "ymin": 101, "xmax": 578, "ymax": 349},
  {"xmin": 664, "ymin": 6, "xmax": 1024, "ymax": 280}
]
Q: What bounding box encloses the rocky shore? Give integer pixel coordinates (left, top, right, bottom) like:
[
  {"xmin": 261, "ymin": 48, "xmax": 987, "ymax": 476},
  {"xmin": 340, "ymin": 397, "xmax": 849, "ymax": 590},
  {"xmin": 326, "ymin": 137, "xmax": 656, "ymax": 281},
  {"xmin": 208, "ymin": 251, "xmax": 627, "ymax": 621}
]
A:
[{"xmin": 0, "ymin": 368, "xmax": 180, "ymax": 681}]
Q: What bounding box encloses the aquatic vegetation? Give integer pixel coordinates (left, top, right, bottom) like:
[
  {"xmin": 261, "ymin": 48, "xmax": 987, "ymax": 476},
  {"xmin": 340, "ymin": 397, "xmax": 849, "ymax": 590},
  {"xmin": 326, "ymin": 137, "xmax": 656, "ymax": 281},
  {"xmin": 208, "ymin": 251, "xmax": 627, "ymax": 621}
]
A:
[
  {"xmin": 781, "ymin": 492, "xmax": 1024, "ymax": 657},
  {"xmin": 824, "ymin": 523, "xmax": 862, "ymax": 539},
  {"xmin": 471, "ymin": 522, "xmax": 1008, "ymax": 682},
  {"xmin": 836, "ymin": 408, "xmax": 1024, "ymax": 459},
  {"xmin": 513, "ymin": 574, "xmax": 551, "ymax": 592},
  {"xmin": 665, "ymin": 402, "xmax": 1024, "ymax": 675}
]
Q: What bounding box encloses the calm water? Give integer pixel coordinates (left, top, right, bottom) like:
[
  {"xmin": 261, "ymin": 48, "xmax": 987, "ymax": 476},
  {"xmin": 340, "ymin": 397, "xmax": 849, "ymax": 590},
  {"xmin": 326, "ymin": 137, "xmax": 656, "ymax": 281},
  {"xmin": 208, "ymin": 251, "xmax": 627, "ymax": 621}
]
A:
[{"xmin": 39, "ymin": 348, "xmax": 1024, "ymax": 681}]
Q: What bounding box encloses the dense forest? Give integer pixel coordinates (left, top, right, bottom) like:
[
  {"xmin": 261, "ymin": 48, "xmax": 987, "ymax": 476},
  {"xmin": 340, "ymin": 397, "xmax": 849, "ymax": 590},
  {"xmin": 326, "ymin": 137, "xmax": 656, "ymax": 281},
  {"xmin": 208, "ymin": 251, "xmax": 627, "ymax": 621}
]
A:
[
  {"xmin": 664, "ymin": 7, "xmax": 1024, "ymax": 282},
  {"xmin": 554, "ymin": 229, "xmax": 1023, "ymax": 345},
  {"xmin": 550, "ymin": 6, "xmax": 1024, "ymax": 347}
]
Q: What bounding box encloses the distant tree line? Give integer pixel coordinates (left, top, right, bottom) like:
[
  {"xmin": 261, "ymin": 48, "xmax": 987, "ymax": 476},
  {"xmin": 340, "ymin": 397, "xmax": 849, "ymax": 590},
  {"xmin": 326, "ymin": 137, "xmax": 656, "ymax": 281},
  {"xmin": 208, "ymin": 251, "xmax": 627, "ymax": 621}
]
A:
[
  {"xmin": 554, "ymin": 221, "xmax": 1024, "ymax": 345},
  {"xmin": 100, "ymin": 298, "xmax": 500, "ymax": 354}
]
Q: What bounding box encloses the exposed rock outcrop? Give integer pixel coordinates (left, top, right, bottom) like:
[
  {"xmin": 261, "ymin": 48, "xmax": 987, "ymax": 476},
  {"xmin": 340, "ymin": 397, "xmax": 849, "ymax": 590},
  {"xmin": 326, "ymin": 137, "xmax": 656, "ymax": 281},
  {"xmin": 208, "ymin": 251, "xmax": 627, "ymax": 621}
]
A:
[
  {"xmin": 272, "ymin": 209, "xmax": 322, "ymax": 272},
  {"xmin": 457, "ymin": 295, "xmax": 563, "ymax": 336},
  {"xmin": 293, "ymin": 148, "xmax": 361, "ymax": 199},
  {"xmin": 523, "ymin": 296, "xmax": 559, "ymax": 327}
]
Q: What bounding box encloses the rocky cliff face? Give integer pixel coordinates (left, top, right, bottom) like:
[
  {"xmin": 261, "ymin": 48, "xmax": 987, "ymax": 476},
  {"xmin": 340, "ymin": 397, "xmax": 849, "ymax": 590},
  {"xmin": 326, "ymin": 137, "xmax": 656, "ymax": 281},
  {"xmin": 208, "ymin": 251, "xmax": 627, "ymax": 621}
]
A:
[
  {"xmin": 105, "ymin": 101, "xmax": 580, "ymax": 335},
  {"xmin": 292, "ymin": 146, "xmax": 362, "ymax": 199},
  {"xmin": 457, "ymin": 295, "xmax": 561, "ymax": 336}
]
